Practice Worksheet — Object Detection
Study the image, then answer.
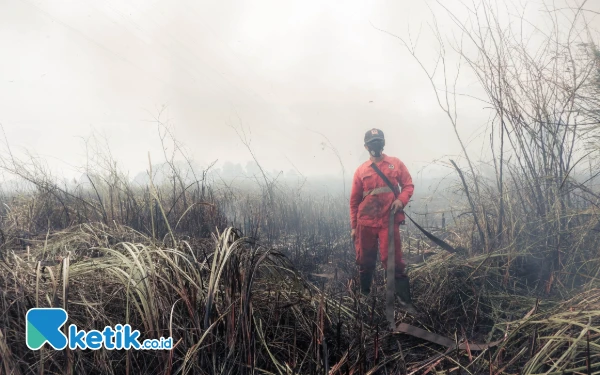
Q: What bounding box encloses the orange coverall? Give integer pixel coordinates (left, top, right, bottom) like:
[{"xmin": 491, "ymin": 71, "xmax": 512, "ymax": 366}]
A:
[{"xmin": 350, "ymin": 154, "xmax": 414, "ymax": 278}]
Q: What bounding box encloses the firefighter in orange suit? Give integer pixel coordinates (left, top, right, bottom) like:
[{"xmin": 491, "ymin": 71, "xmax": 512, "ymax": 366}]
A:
[{"xmin": 350, "ymin": 128, "xmax": 416, "ymax": 311}]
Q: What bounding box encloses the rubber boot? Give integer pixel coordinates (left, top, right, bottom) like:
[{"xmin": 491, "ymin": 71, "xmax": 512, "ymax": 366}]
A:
[
  {"xmin": 395, "ymin": 277, "xmax": 417, "ymax": 314},
  {"xmin": 360, "ymin": 271, "xmax": 373, "ymax": 296}
]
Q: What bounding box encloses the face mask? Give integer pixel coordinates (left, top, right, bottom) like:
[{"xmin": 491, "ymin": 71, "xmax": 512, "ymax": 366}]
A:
[{"xmin": 367, "ymin": 140, "xmax": 384, "ymax": 157}]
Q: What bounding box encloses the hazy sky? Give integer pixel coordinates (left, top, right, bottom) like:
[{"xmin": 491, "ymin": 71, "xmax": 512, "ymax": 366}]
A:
[{"xmin": 1, "ymin": 0, "xmax": 598, "ymax": 181}]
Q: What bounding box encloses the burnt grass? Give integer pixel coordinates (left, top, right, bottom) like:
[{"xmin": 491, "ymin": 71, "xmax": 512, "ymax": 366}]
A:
[{"xmin": 1, "ymin": 182, "xmax": 600, "ymax": 374}]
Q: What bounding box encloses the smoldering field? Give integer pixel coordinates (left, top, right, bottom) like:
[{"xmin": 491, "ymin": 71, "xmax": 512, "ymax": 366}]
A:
[
  {"xmin": 3, "ymin": 1, "xmax": 600, "ymax": 374},
  {"xmin": 1, "ymin": 128, "xmax": 600, "ymax": 375}
]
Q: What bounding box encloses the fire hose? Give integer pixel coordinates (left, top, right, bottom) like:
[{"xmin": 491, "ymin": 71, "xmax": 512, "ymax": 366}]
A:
[
  {"xmin": 370, "ymin": 163, "xmax": 502, "ymax": 351},
  {"xmin": 386, "ymin": 209, "xmax": 503, "ymax": 351}
]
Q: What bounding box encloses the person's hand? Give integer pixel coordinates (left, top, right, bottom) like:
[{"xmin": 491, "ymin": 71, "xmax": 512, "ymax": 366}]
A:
[
  {"xmin": 351, "ymin": 229, "xmax": 356, "ymax": 241},
  {"xmin": 391, "ymin": 199, "xmax": 404, "ymax": 214}
]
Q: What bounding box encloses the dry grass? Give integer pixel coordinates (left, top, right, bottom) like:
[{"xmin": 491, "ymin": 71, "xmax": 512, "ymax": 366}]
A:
[
  {"xmin": 1, "ymin": 136, "xmax": 600, "ymax": 374},
  {"xmin": 1, "ymin": 140, "xmax": 600, "ymax": 374},
  {"xmin": 2, "ymin": 211, "xmax": 600, "ymax": 374}
]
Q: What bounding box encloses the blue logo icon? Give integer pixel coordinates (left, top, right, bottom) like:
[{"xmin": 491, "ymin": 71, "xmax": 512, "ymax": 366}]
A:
[
  {"xmin": 26, "ymin": 308, "xmax": 69, "ymax": 350},
  {"xmin": 26, "ymin": 308, "xmax": 173, "ymax": 350}
]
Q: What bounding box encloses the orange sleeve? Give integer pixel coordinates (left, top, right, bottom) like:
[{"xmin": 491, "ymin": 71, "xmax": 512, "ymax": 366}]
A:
[
  {"xmin": 397, "ymin": 162, "xmax": 414, "ymax": 207},
  {"xmin": 349, "ymin": 168, "xmax": 363, "ymax": 229}
]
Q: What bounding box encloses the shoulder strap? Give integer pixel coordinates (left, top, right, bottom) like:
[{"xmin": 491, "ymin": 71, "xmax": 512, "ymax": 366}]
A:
[
  {"xmin": 370, "ymin": 163, "xmax": 399, "ymax": 197},
  {"xmin": 369, "ymin": 162, "xmax": 458, "ymax": 253}
]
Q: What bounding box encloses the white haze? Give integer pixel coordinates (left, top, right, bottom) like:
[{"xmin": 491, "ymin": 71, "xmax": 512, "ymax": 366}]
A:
[{"xmin": 1, "ymin": 0, "xmax": 599, "ymax": 185}]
